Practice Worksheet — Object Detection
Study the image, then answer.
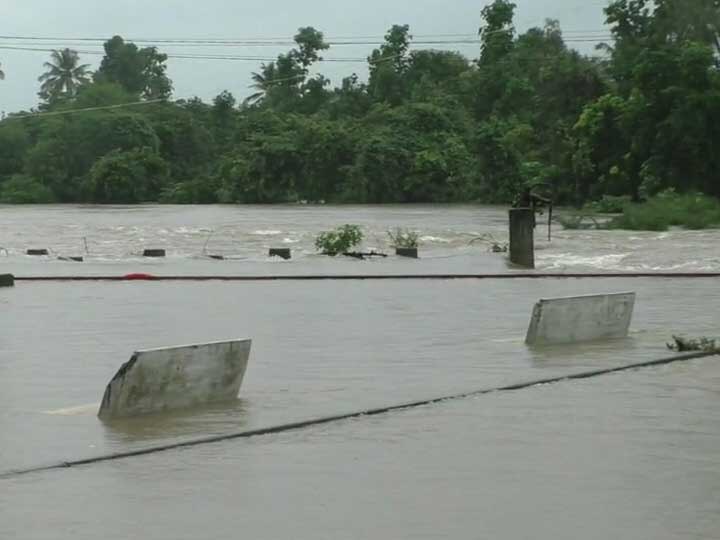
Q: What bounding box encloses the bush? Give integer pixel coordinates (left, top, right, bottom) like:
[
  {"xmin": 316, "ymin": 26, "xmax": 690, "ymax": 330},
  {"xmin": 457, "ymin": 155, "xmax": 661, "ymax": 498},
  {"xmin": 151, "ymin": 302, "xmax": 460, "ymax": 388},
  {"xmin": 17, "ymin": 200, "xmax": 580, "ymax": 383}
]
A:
[
  {"xmin": 315, "ymin": 224, "xmax": 363, "ymax": 255},
  {"xmin": 387, "ymin": 228, "xmax": 420, "ymax": 248},
  {"xmin": 0, "ymin": 174, "xmax": 55, "ymax": 203},
  {"xmin": 87, "ymin": 147, "xmax": 169, "ymax": 204},
  {"xmin": 159, "ymin": 177, "xmax": 221, "ymax": 204},
  {"xmin": 608, "ymin": 191, "xmax": 720, "ymax": 231},
  {"xmin": 583, "ymin": 195, "xmax": 632, "ymax": 214}
]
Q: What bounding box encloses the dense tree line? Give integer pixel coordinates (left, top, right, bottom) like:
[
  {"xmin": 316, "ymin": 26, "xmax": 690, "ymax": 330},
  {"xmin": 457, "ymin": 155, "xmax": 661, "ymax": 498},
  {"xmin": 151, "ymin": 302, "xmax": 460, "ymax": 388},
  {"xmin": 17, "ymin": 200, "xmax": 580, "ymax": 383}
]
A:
[{"xmin": 0, "ymin": 0, "xmax": 718, "ymax": 205}]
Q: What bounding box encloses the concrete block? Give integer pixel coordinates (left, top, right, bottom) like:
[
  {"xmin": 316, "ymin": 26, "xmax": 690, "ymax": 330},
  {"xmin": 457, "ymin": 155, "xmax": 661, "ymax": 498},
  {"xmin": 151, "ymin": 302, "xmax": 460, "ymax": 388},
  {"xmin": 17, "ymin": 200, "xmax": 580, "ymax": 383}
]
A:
[
  {"xmin": 509, "ymin": 208, "xmax": 534, "ymax": 268},
  {"xmin": 526, "ymin": 292, "xmax": 636, "ymax": 346},
  {"xmin": 0, "ymin": 274, "xmax": 14, "ymax": 287},
  {"xmin": 98, "ymin": 339, "xmax": 252, "ymax": 420},
  {"xmin": 396, "ymin": 247, "xmax": 418, "ymax": 259},
  {"xmin": 143, "ymin": 249, "xmax": 166, "ymax": 258},
  {"xmin": 269, "ymin": 248, "xmax": 292, "ymax": 260}
]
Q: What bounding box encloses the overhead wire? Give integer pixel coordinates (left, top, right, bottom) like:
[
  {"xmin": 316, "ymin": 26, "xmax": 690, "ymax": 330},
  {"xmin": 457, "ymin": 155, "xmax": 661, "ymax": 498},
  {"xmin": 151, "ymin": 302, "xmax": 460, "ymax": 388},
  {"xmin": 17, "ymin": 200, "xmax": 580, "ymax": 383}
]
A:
[
  {"xmin": 4, "ymin": 100, "xmax": 165, "ymax": 120},
  {"xmin": 0, "ymin": 29, "xmax": 613, "ymax": 45}
]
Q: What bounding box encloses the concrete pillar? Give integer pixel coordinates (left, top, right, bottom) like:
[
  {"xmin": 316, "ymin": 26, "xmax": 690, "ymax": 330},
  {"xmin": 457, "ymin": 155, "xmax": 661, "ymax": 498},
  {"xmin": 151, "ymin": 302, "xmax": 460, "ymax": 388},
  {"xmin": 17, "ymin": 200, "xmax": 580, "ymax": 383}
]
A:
[{"xmin": 509, "ymin": 208, "xmax": 535, "ymax": 268}]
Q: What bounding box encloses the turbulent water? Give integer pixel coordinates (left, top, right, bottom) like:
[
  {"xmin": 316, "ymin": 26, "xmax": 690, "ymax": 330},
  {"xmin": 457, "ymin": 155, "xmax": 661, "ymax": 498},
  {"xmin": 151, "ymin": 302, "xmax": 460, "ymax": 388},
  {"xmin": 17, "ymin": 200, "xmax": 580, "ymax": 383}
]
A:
[
  {"xmin": 1, "ymin": 204, "xmax": 720, "ymax": 274},
  {"xmin": 1, "ymin": 205, "xmax": 719, "ymax": 540}
]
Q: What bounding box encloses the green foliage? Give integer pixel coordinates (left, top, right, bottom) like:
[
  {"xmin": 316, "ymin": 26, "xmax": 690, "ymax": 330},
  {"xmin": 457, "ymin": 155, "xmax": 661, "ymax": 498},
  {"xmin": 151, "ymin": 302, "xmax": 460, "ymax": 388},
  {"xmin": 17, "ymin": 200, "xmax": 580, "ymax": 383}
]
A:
[
  {"xmin": 73, "ymin": 82, "xmax": 137, "ymax": 108},
  {"xmin": 21, "ymin": 111, "xmax": 160, "ymax": 201},
  {"xmin": 0, "ymin": 174, "xmax": 55, "ymax": 203},
  {"xmin": 95, "ymin": 36, "xmax": 172, "ymax": 99},
  {"xmin": 608, "ymin": 191, "xmax": 720, "ymax": 231},
  {"xmin": 584, "ymin": 195, "xmax": 633, "ymax": 214},
  {"xmin": 479, "ymin": 0, "xmax": 517, "ymax": 65},
  {"xmin": 87, "ymin": 147, "xmax": 169, "ymax": 203},
  {"xmin": 159, "ymin": 177, "xmax": 220, "ymax": 204},
  {"xmin": 387, "ymin": 228, "xmax": 420, "ymax": 248},
  {"xmin": 667, "ymin": 335, "xmax": 719, "ymax": 353},
  {"xmin": 1, "ymin": 7, "xmax": 719, "ymax": 208},
  {"xmin": 38, "ymin": 48, "xmax": 92, "ymax": 105},
  {"xmin": 368, "ymin": 25, "xmax": 412, "ymax": 105},
  {"xmin": 315, "ymin": 225, "xmax": 364, "ymax": 255},
  {"xmin": 0, "ymin": 122, "xmax": 30, "ymax": 177},
  {"xmin": 246, "ymin": 27, "xmax": 329, "ymax": 111}
]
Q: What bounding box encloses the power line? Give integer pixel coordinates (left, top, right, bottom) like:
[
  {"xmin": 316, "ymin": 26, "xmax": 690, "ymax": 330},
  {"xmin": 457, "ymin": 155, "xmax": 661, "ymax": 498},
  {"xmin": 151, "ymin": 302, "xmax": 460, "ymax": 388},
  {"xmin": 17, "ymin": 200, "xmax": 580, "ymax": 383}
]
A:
[
  {"xmin": 0, "ymin": 45, "xmax": 410, "ymax": 65},
  {"xmin": 0, "ymin": 38, "xmax": 613, "ymax": 53},
  {"xmin": 3, "ymin": 99, "xmax": 165, "ymax": 120},
  {"xmin": 0, "ymin": 29, "xmax": 613, "ymax": 45}
]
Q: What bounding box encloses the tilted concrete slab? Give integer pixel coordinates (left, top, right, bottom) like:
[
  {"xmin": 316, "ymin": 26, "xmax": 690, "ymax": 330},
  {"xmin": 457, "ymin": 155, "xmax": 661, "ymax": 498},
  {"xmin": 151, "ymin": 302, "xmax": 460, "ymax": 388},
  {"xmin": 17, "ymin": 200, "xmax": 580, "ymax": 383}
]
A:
[
  {"xmin": 98, "ymin": 339, "xmax": 251, "ymax": 420},
  {"xmin": 526, "ymin": 292, "xmax": 635, "ymax": 346}
]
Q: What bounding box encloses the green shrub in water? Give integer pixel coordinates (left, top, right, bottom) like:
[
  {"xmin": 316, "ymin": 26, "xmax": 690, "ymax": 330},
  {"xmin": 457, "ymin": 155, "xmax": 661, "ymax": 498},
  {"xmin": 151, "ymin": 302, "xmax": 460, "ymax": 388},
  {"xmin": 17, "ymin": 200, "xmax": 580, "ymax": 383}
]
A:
[
  {"xmin": 387, "ymin": 228, "xmax": 420, "ymax": 249},
  {"xmin": 608, "ymin": 190, "xmax": 720, "ymax": 231},
  {"xmin": 315, "ymin": 224, "xmax": 364, "ymax": 255}
]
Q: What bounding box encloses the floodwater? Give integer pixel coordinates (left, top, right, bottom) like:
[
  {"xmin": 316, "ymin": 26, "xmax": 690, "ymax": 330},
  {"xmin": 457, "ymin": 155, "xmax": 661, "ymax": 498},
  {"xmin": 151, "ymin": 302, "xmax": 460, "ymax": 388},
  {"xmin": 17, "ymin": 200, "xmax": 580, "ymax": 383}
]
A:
[
  {"xmin": 1, "ymin": 204, "xmax": 720, "ymax": 274},
  {"xmin": 1, "ymin": 205, "xmax": 719, "ymax": 540}
]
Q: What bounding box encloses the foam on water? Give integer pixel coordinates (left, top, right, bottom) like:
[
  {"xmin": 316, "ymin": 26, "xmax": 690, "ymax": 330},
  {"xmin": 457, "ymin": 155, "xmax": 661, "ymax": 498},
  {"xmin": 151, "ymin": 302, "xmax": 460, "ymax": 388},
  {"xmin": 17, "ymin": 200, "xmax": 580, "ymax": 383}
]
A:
[{"xmin": 539, "ymin": 253, "xmax": 631, "ymax": 270}]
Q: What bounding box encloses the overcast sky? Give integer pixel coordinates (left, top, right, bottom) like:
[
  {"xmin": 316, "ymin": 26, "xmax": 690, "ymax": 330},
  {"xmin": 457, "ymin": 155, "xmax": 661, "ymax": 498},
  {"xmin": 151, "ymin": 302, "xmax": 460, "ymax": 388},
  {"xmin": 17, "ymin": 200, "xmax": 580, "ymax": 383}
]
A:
[{"xmin": 0, "ymin": 0, "xmax": 610, "ymax": 113}]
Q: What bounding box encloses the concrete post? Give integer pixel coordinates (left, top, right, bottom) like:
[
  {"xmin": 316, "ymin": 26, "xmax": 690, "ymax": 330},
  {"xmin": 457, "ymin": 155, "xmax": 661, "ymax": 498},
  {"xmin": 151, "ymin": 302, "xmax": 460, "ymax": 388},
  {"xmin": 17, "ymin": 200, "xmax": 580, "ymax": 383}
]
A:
[{"xmin": 509, "ymin": 208, "xmax": 535, "ymax": 268}]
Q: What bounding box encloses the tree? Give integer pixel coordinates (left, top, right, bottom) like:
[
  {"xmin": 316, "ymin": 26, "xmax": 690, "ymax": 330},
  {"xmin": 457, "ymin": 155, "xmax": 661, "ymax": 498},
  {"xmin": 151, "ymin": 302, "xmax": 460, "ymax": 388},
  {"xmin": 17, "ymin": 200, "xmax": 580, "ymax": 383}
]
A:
[
  {"xmin": 88, "ymin": 147, "xmax": 169, "ymax": 203},
  {"xmin": 243, "ymin": 28, "xmax": 330, "ymax": 112},
  {"xmin": 95, "ymin": 36, "xmax": 172, "ymax": 100},
  {"xmin": 325, "ymin": 74, "xmax": 372, "ymax": 119},
  {"xmin": 291, "ymin": 27, "xmax": 330, "ymax": 69},
  {"xmin": 0, "ymin": 174, "xmax": 54, "ymax": 203},
  {"xmin": 249, "ymin": 30, "xmax": 333, "ymax": 113},
  {"xmin": 73, "ymin": 82, "xmax": 137, "ymax": 108},
  {"xmin": 212, "ymin": 91, "xmax": 236, "ymax": 121},
  {"xmin": 245, "ymin": 63, "xmax": 279, "ymax": 106},
  {"xmin": 367, "ymin": 25, "xmax": 412, "ymax": 104},
  {"xmin": 0, "ymin": 122, "xmax": 30, "ymax": 178},
  {"xmin": 212, "ymin": 90, "xmax": 237, "ymax": 149},
  {"xmin": 1, "ymin": 7, "xmax": 717, "ymax": 208},
  {"xmin": 23, "ymin": 112, "xmax": 160, "ymax": 201},
  {"xmin": 479, "ymin": 0, "xmax": 517, "ymax": 65},
  {"xmin": 38, "ymin": 49, "xmax": 91, "ymax": 104}
]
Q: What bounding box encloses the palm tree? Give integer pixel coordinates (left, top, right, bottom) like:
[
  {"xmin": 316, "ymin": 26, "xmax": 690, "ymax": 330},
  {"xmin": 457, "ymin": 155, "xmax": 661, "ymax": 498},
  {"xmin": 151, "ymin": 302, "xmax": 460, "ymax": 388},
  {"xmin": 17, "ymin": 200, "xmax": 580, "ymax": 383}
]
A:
[
  {"xmin": 38, "ymin": 48, "xmax": 91, "ymax": 101},
  {"xmin": 244, "ymin": 62, "xmax": 278, "ymax": 106}
]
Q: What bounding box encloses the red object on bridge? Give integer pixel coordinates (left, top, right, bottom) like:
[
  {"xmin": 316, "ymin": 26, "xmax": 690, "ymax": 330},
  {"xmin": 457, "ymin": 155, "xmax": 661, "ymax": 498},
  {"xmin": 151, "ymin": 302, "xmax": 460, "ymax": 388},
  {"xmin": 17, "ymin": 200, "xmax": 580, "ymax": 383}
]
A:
[{"xmin": 123, "ymin": 273, "xmax": 158, "ymax": 281}]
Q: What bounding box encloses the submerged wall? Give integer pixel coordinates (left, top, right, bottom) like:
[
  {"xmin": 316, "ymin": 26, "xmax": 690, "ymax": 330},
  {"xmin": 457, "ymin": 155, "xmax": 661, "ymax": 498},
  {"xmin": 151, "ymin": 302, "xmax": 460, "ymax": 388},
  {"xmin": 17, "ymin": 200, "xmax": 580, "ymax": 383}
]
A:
[
  {"xmin": 98, "ymin": 339, "xmax": 252, "ymax": 420},
  {"xmin": 526, "ymin": 293, "xmax": 636, "ymax": 346}
]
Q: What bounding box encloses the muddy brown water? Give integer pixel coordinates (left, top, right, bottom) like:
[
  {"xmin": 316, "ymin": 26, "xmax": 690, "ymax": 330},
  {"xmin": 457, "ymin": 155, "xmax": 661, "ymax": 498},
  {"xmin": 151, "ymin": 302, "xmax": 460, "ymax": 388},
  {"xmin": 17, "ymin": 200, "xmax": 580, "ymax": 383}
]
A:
[{"xmin": 1, "ymin": 205, "xmax": 719, "ymax": 539}]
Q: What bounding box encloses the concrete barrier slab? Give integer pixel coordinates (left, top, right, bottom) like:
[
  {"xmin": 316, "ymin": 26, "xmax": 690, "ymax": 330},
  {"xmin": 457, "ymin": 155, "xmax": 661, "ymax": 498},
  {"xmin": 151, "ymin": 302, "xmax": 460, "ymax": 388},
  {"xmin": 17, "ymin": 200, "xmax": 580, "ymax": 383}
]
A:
[
  {"xmin": 98, "ymin": 339, "xmax": 251, "ymax": 420},
  {"xmin": 526, "ymin": 292, "xmax": 635, "ymax": 346}
]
